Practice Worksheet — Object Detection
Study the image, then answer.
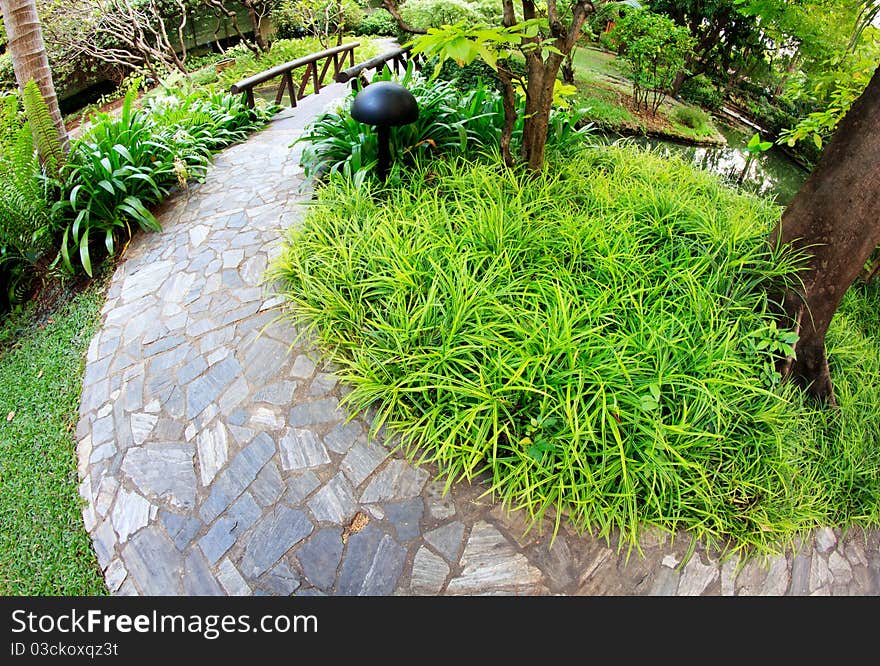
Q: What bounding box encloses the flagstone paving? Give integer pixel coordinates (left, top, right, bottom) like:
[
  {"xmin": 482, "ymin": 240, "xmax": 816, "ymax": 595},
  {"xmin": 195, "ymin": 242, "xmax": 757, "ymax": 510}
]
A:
[{"xmin": 76, "ymin": 82, "xmax": 880, "ymax": 597}]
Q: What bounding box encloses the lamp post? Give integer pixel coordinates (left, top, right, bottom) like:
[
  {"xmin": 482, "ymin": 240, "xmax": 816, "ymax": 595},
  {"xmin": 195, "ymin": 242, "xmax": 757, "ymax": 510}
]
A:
[{"xmin": 350, "ymin": 81, "xmax": 418, "ymax": 182}]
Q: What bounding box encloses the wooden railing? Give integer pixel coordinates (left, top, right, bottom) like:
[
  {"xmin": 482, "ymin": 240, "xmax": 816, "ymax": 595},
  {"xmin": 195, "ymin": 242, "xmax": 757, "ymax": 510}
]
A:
[
  {"xmin": 230, "ymin": 42, "xmax": 359, "ymax": 108},
  {"xmin": 334, "ymin": 45, "xmax": 425, "ymax": 89}
]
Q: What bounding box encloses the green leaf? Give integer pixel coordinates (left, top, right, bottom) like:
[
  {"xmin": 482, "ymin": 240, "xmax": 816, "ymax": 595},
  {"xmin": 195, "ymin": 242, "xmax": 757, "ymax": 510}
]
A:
[
  {"xmin": 80, "ymin": 226, "xmax": 93, "ymax": 277},
  {"xmin": 813, "ymin": 133, "xmax": 823, "ymax": 149},
  {"xmin": 747, "ymin": 133, "xmax": 761, "ymax": 149}
]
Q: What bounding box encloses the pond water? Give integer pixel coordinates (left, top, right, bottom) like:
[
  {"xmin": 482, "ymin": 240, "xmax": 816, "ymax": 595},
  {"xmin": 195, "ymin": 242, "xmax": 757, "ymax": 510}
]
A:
[{"xmin": 599, "ymin": 120, "xmax": 811, "ymax": 207}]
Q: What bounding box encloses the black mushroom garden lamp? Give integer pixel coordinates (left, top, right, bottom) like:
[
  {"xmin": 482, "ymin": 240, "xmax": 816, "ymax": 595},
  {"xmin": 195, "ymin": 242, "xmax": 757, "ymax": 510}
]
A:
[{"xmin": 350, "ymin": 81, "xmax": 418, "ymax": 182}]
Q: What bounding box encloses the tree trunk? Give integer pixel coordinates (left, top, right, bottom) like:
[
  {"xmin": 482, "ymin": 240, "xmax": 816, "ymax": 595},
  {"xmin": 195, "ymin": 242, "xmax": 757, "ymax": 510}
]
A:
[
  {"xmin": 521, "ymin": 53, "xmax": 562, "ymax": 171},
  {"xmin": 0, "ymin": 0, "xmax": 69, "ymax": 155},
  {"xmin": 770, "ymin": 64, "xmax": 880, "ymax": 403}
]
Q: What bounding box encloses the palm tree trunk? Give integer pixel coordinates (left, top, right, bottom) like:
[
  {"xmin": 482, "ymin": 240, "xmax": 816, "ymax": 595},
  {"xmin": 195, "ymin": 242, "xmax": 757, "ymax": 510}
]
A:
[{"xmin": 0, "ymin": 0, "xmax": 69, "ymax": 155}]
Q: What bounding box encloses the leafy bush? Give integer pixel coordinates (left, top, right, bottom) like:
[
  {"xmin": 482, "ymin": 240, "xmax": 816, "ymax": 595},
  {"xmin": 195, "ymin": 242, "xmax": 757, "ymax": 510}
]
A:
[
  {"xmin": 612, "ymin": 9, "xmax": 694, "ymax": 115},
  {"xmin": 270, "ymin": 144, "xmax": 880, "ymax": 554},
  {"xmin": 356, "ymin": 10, "xmax": 399, "ymax": 36},
  {"xmin": 679, "ymin": 74, "xmax": 723, "ymax": 111},
  {"xmin": 434, "ymin": 57, "xmax": 527, "ymax": 94},
  {"xmin": 271, "ymin": 0, "xmax": 365, "ymax": 42},
  {"xmin": 400, "ymin": 0, "xmax": 481, "ymax": 32},
  {"xmin": 54, "ymin": 84, "xmax": 276, "ymax": 276},
  {"xmin": 298, "ymin": 64, "xmax": 591, "ymax": 182},
  {"xmin": 672, "ymin": 104, "xmax": 710, "ymax": 132},
  {"xmin": 54, "ymin": 88, "xmax": 171, "ymax": 276},
  {"xmin": 0, "ymin": 85, "xmax": 62, "ymax": 307}
]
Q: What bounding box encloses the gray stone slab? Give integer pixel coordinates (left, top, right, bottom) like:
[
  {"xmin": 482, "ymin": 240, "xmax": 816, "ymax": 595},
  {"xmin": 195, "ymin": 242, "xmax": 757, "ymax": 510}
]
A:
[
  {"xmin": 122, "ymin": 525, "xmax": 184, "ymax": 595},
  {"xmin": 241, "ymin": 335, "xmax": 289, "ymax": 385},
  {"xmin": 383, "ymin": 499, "xmax": 423, "ymax": 542},
  {"xmin": 360, "ymin": 460, "xmax": 429, "ymax": 503},
  {"xmin": 296, "ymin": 528, "xmax": 344, "ymax": 591},
  {"xmin": 92, "ymin": 519, "xmax": 116, "ymax": 571},
  {"xmin": 279, "ymin": 427, "xmax": 330, "ymax": 470},
  {"xmin": 186, "ymin": 355, "xmax": 243, "ymax": 420},
  {"xmin": 199, "ymin": 493, "xmax": 262, "ymax": 564},
  {"xmin": 336, "ymin": 523, "xmax": 384, "ymax": 596},
  {"xmin": 307, "ymin": 474, "xmax": 357, "ymax": 524},
  {"xmin": 361, "ymin": 536, "xmax": 406, "ymax": 596},
  {"xmin": 250, "ymin": 462, "xmax": 285, "ymax": 507},
  {"xmin": 217, "ymin": 558, "xmax": 251, "ymax": 596},
  {"xmin": 411, "ymin": 547, "xmax": 450, "ymax": 595},
  {"xmin": 121, "ymin": 443, "xmax": 197, "ymax": 509},
  {"xmin": 677, "ymin": 555, "xmax": 719, "ymax": 596},
  {"xmin": 285, "ymin": 472, "xmax": 321, "ymax": 505},
  {"xmin": 260, "ymin": 560, "xmax": 302, "ymax": 596},
  {"xmin": 324, "ymin": 421, "xmax": 363, "ymax": 455},
  {"xmin": 239, "ymin": 506, "xmax": 314, "ymax": 579},
  {"xmin": 197, "ymin": 421, "xmax": 229, "ymax": 486},
  {"xmin": 200, "ymin": 433, "xmax": 275, "ymax": 523},
  {"xmin": 111, "ymin": 488, "xmax": 151, "ymax": 543},
  {"xmin": 649, "ymin": 565, "xmax": 681, "ymax": 596},
  {"xmin": 341, "ymin": 441, "xmax": 388, "ymax": 488},
  {"xmin": 446, "ymin": 521, "xmax": 546, "ymax": 595},
  {"xmin": 788, "ymin": 546, "xmax": 812, "ymax": 595},
  {"xmin": 290, "ymin": 354, "xmax": 317, "ymax": 379},
  {"xmin": 288, "ymin": 398, "xmax": 344, "ymax": 428},
  {"xmin": 253, "ymin": 381, "xmax": 298, "ymax": 405},
  {"xmin": 120, "ymin": 261, "xmax": 175, "ymax": 303},
  {"xmin": 159, "ymin": 510, "xmax": 202, "ymax": 551},
  {"xmin": 183, "ymin": 549, "xmax": 225, "ymax": 595}
]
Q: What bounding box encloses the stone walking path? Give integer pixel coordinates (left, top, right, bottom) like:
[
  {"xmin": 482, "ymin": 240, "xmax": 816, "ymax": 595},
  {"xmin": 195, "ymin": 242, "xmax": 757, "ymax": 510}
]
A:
[{"xmin": 76, "ymin": 82, "xmax": 880, "ymax": 596}]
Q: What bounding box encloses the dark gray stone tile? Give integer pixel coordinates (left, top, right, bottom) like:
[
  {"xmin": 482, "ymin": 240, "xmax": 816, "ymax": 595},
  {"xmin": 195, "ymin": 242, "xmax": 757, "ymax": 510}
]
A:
[
  {"xmin": 121, "ymin": 443, "xmax": 197, "ymax": 509},
  {"xmin": 296, "ymin": 528, "xmax": 343, "ymax": 591},
  {"xmin": 324, "ymin": 422, "xmax": 363, "ymax": 455},
  {"xmin": 239, "ymin": 506, "xmax": 314, "ymax": 579},
  {"xmin": 250, "ymin": 462, "xmax": 285, "ymax": 507},
  {"xmin": 424, "ymin": 521, "xmax": 466, "ymax": 563},
  {"xmin": 200, "ymin": 433, "xmax": 275, "ymax": 523},
  {"xmin": 336, "ymin": 524, "xmax": 384, "ymax": 596},
  {"xmin": 383, "ymin": 499, "xmax": 424, "ymax": 542},
  {"xmin": 199, "ymin": 493, "xmax": 262, "ymax": 564},
  {"xmin": 361, "ymin": 536, "xmax": 406, "ymax": 595},
  {"xmin": 284, "ymin": 472, "xmax": 321, "ymax": 505},
  {"xmin": 341, "ymin": 441, "xmax": 387, "ymax": 488},
  {"xmin": 260, "ymin": 560, "xmax": 302, "ymax": 596},
  {"xmin": 122, "ymin": 526, "xmax": 184, "ymax": 595},
  {"xmin": 288, "ymin": 398, "xmax": 344, "ymax": 428},
  {"xmin": 183, "ymin": 549, "xmax": 224, "ymax": 595},
  {"xmin": 160, "ymin": 510, "xmax": 203, "ymax": 551}
]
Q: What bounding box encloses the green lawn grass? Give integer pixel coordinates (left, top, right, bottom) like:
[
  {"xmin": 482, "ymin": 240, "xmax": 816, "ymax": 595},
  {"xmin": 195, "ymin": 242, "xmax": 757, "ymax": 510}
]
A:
[
  {"xmin": 0, "ymin": 280, "xmax": 107, "ymax": 595},
  {"xmin": 272, "ymin": 146, "xmax": 880, "ymax": 557}
]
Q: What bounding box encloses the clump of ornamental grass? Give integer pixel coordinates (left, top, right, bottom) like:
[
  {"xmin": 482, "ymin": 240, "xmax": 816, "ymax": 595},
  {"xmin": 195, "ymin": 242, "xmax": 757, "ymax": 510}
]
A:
[{"xmin": 270, "ymin": 144, "xmax": 880, "ymax": 557}]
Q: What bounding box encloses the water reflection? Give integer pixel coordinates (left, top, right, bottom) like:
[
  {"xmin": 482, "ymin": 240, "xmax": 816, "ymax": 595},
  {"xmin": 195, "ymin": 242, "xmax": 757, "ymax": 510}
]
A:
[{"xmin": 598, "ymin": 121, "xmax": 811, "ymax": 207}]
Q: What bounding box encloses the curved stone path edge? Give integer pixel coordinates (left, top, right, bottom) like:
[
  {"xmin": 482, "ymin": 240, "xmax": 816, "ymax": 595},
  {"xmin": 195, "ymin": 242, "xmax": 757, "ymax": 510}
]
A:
[{"xmin": 75, "ymin": 83, "xmax": 880, "ymax": 596}]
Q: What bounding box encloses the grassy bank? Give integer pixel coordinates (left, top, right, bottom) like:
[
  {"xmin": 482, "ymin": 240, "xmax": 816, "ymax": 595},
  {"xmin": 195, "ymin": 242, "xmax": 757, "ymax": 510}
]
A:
[
  {"xmin": 571, "ymin": 47, "xmax": 725, "ymax": 145},
  {"xmin": 272, "ymin": 146, "xmax": 880, "ymax": 557},
  {"xmin": 0, "ymin": 280, "xmax": 107, "ymax": 595}
]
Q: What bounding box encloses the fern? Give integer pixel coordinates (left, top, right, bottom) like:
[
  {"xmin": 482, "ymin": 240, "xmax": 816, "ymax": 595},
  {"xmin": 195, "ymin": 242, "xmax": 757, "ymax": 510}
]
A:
[
  {"xmin": 0, "ymin": 90, "xmax": 55, "ymax": 264},
  {"xmin": 22, "ymin": 80, "xmax": 65, "ymax": 178}
]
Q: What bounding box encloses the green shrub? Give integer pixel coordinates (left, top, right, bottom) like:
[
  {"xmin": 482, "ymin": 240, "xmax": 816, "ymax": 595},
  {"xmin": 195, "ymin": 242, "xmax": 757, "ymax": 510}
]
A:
[
  {"xmin": 273, "ymin": 145, "xmax": 876, "ymax": 554},
  {"xmin": 612, "ymin": 9, "xmax": 694, "ymax": 115},
  {"xmin": 0, "ymin": 85, "xmax": 62, "ymax": 306},
  {"xmin": 54, "ymin": 84, "xmax": 276, "ymax": 276},
  {"xmin": 672, "ymin": 104, "xmax": 710, "ymax": 132},
  {"xmin": 298, "ymin": 65, "xmax": 591, "ymax": 182},
  {"xmin": 356, "ymin": 10, "xmax": 399, "ymax": 36},
  {"xmin": 400, "ymin": 0, "xmax": 481, "ymax": 32},
  {"xmin": 679, "ymin": 74, "xmax": 723, "ymax": 111}
]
